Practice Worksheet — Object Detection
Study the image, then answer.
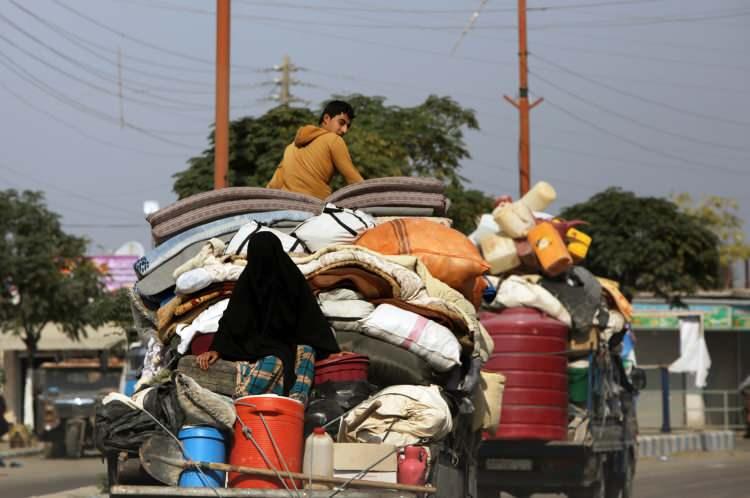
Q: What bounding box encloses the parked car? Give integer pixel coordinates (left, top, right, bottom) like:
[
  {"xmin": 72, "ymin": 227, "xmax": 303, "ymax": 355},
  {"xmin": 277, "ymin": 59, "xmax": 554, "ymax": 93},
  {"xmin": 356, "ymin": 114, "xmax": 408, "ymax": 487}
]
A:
[{"xmin": 36, "ymin": 358, "xmax": 122, "ymax": 458}]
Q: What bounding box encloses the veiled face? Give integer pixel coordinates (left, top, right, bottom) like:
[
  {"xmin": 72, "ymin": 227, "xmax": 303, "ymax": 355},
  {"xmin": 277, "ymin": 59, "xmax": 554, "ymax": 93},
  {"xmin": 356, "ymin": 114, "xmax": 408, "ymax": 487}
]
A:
[{"xmin": 246, "ymin": 232, "xmax": 284, "ymax": 268}]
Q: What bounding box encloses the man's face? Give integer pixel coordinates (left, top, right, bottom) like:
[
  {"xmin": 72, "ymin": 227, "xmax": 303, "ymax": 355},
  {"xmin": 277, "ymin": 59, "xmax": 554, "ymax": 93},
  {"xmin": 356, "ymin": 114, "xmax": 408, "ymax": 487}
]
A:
[{"xmin": 321, "ymin": 113, "xmax": 352, "ymax": 136}]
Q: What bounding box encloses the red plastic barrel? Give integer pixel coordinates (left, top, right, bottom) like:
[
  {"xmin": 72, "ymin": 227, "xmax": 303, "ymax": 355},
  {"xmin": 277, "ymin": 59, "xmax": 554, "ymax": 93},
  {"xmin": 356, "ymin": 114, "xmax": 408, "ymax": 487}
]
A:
[
  {"xmin": 314, "ymin": 352, "xmax": 369, "ymax": 384},
  {"xmin": 480, "ymin": 307, "xmax": 569, "ymax": 441},
  {"xmin": 229, "ymin": 395, "xmax": 304, "ymax": 489}
]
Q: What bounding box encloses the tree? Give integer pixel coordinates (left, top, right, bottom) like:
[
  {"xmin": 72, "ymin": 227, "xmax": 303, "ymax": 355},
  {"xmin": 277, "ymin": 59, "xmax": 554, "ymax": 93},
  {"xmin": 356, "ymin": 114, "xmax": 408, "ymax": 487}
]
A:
[
  {"xmin": 172, "ymin": 94, "xmax": 493, "ymax": 233},
  {"xmin": 673, "ymin": 194, "xmax": 750, "ymax": 287},
  {"xmin": 559, "ymin": 188, "xmax": 720, "ymax": 304},
  {"xmin": 0, "ymin": 190, "xmax": 106, "ymax": 422}
]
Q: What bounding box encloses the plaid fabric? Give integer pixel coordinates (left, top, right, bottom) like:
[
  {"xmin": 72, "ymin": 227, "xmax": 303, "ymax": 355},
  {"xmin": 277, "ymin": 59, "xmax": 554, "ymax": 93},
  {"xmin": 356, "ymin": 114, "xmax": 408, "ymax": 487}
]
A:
[
  {"xmin": 289, "ymin": 345, "xmax": 315, "ymax": 405},
  {"xmin": 234, "ymin": 345, "xmax": 316, "ymax": 403}
]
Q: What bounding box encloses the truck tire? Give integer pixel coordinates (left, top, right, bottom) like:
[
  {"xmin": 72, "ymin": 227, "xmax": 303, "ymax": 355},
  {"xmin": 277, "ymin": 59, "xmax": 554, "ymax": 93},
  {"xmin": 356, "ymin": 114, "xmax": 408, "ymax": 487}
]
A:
[
  {"xmin": 568, "ymin": 458, "xmax": 606, "ymax": 498},
  {"xmin": 606, "ymin": 450, "xmax": 634, "ymax": 498},
  {"xmin": 44, "ymin": 437, "xmax": 65, "ymax": 459},
  {"xmin": 64, "ymin": 419, "xmax": 84, "ymax": 459}
]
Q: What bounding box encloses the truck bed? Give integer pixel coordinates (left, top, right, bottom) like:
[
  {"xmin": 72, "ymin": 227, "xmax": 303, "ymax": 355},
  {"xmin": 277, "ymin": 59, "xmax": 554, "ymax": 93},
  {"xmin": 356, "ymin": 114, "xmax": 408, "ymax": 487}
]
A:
[{"xmin": 110, "ymin": 486, "xmax": 415, "ymax": 497}]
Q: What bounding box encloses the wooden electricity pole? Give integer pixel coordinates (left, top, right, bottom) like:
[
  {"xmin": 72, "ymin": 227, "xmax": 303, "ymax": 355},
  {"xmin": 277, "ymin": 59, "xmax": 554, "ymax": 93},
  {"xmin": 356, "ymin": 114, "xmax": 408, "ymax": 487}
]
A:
[
  {"xmin": 504, "ymin": 0, "xmax": 542, "ymax": 197},
  {"xmin": 214, "ymin": 0, "xmax": 231, "ymax": 190}
]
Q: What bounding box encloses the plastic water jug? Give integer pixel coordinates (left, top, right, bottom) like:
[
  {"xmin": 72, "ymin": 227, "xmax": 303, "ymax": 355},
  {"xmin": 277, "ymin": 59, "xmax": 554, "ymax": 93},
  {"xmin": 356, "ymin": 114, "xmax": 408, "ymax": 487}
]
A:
[
  {"xmin": 527, "ymin": 222, "xmax": 573, "ymax": 277},
  {"xmin": 520, "ymin": 181, "xmax": 557, "ymax": 212},
  {"xmin": 565, "ymin": 227, "xmax": 591, "ymax": 262},
  {"xmin": 480, "ymin": 234, "xmax": 520, "ymax": 275},
  {"xmin": 492, "ymin": 202, "xmax": 536, "ymax": 238},
  {"xmin": 302, "ymin": 427, "xmax": 333, "ymax": 489},
  {"xmin": 397, "ymin": 446, "xmax": 429, "ymax": 486}
]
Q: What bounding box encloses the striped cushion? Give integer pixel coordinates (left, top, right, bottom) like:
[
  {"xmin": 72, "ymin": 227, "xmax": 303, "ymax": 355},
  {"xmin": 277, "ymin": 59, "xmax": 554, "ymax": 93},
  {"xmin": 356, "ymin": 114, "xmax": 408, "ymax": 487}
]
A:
[
  {"xmin": 152, "ymin": 199, "xmax": 320, "ymax": 244},
  {"xmin": 335, "ymin": 192, "xmax": 449, "ymax": 216},
  {"xmin": 147, "ymin": 187, "xmax": 320, "ymax": 227},
  {"xmin": 326, "ymin": 176, "xmax": 444, "ymax": 204}
]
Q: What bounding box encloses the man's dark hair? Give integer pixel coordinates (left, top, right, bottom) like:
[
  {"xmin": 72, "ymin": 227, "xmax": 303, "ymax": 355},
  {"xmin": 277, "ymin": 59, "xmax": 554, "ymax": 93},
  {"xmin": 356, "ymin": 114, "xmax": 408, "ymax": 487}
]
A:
[{"xmin": 319, "ymin": 100, "xmax": 355, "ymax": 124}]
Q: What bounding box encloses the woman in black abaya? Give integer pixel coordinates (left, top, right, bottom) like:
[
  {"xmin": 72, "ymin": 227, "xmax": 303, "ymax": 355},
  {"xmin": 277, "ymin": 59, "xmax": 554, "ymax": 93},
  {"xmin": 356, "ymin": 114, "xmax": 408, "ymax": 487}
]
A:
[{"xmin": 196, "ymin": 232, "xmax": 339, "ymax": 400}]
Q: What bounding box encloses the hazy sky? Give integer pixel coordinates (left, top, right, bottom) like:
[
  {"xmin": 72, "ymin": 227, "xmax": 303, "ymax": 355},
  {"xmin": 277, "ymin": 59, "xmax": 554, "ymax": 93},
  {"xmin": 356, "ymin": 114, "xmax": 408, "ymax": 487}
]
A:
[{"xmin": 1, "ymin": 0, "xmax": 748, "ymax": 256}]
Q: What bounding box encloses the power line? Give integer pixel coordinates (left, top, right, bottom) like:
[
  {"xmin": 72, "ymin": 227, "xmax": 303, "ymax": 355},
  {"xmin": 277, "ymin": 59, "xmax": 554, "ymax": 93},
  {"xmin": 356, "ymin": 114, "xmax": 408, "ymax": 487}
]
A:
[
  {"xmin": 530, "ymin": 68, "xmax": 750, "ymax": 156},
  {"xmin": 9, "ymin": 1, "xmax": 267, "ymax": 91},
  {"xmin": 50, "ymin": 0, "xmax": 258, "ymax": 70},
  {"xmin": 477, "ymin": 33, "xmax": 750, "ymax": 73},
  {"xmin": 0, "ymin": 15, "xmax": 216, "ymax": 112},
  {"xmin": 0, "ymin": 160, "xmax": 143, "ymax": 218},
  {"xmin": 537, "ymin": 94, "xmax": 747, "ymax": 176},
  {"xmin": 532, "ymin": 53, "xmax": 750, "ymax": 128},
  {"xmin": 0, "ymin": 81, "xmax": 187, "ymax": 159},
  {"xmin": 0, "ymin": 49, "xmax": 195, "ymax": 150},
  {"xmin": 236, "ymin": 0, "xmax": 662, "ymax": 14}
]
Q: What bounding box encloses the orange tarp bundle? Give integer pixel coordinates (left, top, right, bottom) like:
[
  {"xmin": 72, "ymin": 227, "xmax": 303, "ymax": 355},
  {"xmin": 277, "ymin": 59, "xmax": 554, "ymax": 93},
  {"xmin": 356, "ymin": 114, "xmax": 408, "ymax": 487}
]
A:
[{"xmin": 355, "ymin": 218, "xmax": 489, "ymax": 306}]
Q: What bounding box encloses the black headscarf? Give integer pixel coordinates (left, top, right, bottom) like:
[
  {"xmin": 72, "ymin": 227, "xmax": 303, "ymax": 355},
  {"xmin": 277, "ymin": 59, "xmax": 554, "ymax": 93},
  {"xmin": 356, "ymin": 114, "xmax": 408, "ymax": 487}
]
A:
[{"xmin": 210, "ymin": 232, "xmax": 339, "ymax": 394}]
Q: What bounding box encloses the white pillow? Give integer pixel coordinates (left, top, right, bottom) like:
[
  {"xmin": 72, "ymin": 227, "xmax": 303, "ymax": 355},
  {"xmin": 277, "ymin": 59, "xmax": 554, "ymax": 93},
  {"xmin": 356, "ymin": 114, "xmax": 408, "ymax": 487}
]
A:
[
  {"xmin": 293, "ymin": 203, "xmax": 375, "ymax": 253},
  {"xmin": 360, "ymin": 304, "xmax": 461, "ymax": 372},
  {"xmin": 320, "ymin": 299, "xmax": 374, "ymax": 332},
  {"xmin": 225, "ymin": 221, "xmax": 306, "ymax": 256}
]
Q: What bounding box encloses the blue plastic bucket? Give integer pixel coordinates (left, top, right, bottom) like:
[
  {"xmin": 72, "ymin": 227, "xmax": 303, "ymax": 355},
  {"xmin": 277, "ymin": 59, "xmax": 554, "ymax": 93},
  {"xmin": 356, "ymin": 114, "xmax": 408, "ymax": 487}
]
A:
[{"xmin": 178, "ymin": 426, "xmax": 227, "ymax": 488}]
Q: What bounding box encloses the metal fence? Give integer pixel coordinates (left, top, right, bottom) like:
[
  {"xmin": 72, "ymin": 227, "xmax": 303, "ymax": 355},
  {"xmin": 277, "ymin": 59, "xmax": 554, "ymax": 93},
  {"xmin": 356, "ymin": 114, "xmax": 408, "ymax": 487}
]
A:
[{"xmin": 636, "ymin": 365, "xmax": 746, "ymax": 431}]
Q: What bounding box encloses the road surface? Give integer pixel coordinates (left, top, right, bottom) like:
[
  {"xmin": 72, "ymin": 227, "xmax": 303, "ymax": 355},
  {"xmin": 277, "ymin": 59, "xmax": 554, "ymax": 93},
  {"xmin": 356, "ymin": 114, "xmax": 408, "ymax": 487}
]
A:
[{"xmin": 3, "ymin": 447, "xmax": 750, "ymax": 497}]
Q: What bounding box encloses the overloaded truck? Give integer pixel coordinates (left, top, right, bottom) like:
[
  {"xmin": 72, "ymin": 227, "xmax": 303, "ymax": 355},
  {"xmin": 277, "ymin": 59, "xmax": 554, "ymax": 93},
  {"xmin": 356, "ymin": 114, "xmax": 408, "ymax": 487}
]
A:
[{"xmin": 100, "ymin": 177, "xmax": 637, "ymax": 498}]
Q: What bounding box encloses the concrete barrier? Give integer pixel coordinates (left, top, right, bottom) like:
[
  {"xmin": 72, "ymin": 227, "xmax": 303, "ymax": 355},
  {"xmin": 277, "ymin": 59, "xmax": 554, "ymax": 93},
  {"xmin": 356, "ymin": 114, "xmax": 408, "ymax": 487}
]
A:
[{"xmin": 637, "ymin": 430, "xmax": 736, "ymax": 457}]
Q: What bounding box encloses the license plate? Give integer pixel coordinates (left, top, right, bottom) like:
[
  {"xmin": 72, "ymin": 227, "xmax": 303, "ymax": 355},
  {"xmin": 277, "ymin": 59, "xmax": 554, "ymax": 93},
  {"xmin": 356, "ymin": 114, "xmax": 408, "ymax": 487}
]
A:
[{"xmin": 486, "ymin": 458, "xmax": 533, "ymax": 471}]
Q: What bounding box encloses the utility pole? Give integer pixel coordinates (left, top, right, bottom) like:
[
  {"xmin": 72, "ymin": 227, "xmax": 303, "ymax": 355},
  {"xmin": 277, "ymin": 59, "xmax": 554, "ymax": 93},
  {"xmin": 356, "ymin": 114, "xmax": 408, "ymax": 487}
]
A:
[
  {"xmin": 214, "ymin": 0, "xmax": 230, "ymax": 190},
  {"xmin": 504, "ymin": 0, "xmax": 542, "ymax": 197},
  {"xmin": 279, "ymin": 54, "xmax": 291, "ymax": 106},
  {"xmin": 263, "ymin": 55, "xmax": 307, "ymax": 106}
]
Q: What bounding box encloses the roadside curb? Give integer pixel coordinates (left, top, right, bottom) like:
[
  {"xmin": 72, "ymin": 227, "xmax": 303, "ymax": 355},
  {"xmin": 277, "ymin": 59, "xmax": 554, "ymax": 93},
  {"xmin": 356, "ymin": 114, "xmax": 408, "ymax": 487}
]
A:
[
  {"xmin": 637, "ymin": 430, "xmax": 735, "ymax": 458},
  {"xmin": 0, "ymin": 444, "xmax": 45, "ymax": 459}
]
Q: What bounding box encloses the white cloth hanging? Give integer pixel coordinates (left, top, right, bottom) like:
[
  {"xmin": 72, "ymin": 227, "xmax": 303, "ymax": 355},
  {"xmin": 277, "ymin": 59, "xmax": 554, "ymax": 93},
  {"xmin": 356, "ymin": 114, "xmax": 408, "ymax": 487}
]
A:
[{"xmin": 669, "ymin": 316, "xmax": 711, "ymax": 388}]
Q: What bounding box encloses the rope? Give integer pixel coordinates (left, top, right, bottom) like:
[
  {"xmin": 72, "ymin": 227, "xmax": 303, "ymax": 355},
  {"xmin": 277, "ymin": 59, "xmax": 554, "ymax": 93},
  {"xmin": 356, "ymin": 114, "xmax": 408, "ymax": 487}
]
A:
[
  {"xmin": 123, "ymin": 399, "xmax": 223, "ymax": 496},
  {"xmin": 258, "ymin": 411, "xmax": 303, "ymax": 498}
]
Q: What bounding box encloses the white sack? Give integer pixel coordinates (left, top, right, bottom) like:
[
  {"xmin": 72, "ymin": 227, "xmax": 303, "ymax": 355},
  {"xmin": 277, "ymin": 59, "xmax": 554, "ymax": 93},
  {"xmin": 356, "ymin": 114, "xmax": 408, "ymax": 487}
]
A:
[
  {"xmin": 489, "ymin": 275, "xmax": 572, "ymax": 327},
  {"xmin": 342, "ymin": 384, "xmax": 452, "ymax": 446},
  {"xmin": 669, "ymin": 317, "xmax": 711, "ymax": 388},
  {"xmin": 175, "ymin": 299, "xmax": 230, "ymax": 354},
  {"xmin": 293, "ymin": 204, "xmax": 375, "ymax": 252},
  {"xmin": 175, "ymin": 263, "xmax": 246, "ymax": 295},
  {"xmin": 360, "ymin": 304, "xmax": 461, "ymax": 372},
  {"xmin": 318, "ymin": 288, "xmax": 364, "ymax": 302},
  {"xmin": 320, "ymin": 299, "xmax": 374, "ymax": 331},
  {"xmin": 225, "ymin": 221, "xmax": 305, "ymax": 256}
]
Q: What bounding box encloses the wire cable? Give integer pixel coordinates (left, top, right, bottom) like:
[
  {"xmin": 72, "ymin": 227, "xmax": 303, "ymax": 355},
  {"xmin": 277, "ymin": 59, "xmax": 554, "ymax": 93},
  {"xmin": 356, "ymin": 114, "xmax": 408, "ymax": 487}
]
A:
[
  {"xmin": 50, "ymin": 0, "xmax": 259, "ymax": 70},
  {"xmin": 0, "ymin": 49, "xmax": 195, "ymax": 150},
  {"xmin": 0, "ymin": 160, "xmax": 143, "ymax": 217},
  {"xmin": 9, "ymin": 1, "xmax": 268, "ymax": 89},
  {"xmin": 532, "ymin": 53, "xmax": 750, "ymax": 128},
  {"xmin": 0, "ymin": 15, "xmax": 215, "ymax": 112},
  {"xmin": 536, "ymin": 95, "xmax": 747, "ymax": 176},
  {"xmin": 530, "ymin": 68, "xmax": 750, "ymax": 156},
  {"xmin": 0, "ymin": 80, "xmax": 188, "ymax": 159}
]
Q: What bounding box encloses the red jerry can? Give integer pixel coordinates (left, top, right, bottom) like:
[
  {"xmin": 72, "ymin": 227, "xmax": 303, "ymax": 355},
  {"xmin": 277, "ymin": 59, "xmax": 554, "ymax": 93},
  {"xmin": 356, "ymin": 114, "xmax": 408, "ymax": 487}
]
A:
[{"xmin": 480, "ymin": 307, "xmax": 569, "ymax": 441}]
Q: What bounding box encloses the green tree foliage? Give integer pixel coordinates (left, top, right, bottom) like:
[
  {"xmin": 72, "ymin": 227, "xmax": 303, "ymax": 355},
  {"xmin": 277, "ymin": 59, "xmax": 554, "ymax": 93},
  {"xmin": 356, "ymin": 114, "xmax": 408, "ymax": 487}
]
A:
[
  {"xmin": 172, "ymin": 94, "xmax": 492, "ymax": 233},
  {"xmin": 674, "ymin": 194, "xmax": 750, "ymax": 285},
  {"xmin": 0, "ymin": 190, "xmax": 107, "ymax": 409},
  {"xmin": 560, "ymin": 188, "xmax": 720, "ymax": 303}
]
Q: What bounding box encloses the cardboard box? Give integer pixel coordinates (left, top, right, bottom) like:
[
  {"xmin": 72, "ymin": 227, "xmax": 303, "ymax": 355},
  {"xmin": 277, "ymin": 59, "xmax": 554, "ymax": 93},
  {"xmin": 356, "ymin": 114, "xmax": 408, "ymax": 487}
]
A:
[
  {"xmin": 334, "ymin": 471, "xmax": 398, "ymax": 484},
  {"xmin": 333, "ymin": 443, "xmax": 398, "ymax": 472}
]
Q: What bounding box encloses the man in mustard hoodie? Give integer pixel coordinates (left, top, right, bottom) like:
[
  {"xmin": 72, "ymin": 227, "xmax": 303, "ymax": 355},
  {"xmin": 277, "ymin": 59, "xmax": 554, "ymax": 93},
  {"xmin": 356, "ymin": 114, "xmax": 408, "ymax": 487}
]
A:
[{"xmin": 267, "ymin": 100, "xmax": 364, "ymax": 199}]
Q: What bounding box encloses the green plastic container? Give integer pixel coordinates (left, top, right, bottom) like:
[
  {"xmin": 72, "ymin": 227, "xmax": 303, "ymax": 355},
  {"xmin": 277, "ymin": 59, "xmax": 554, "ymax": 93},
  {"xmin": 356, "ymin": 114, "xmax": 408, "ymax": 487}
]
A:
[{"xmin": 568, "ymin": 367, "xmax": 589, "ymax": 404}]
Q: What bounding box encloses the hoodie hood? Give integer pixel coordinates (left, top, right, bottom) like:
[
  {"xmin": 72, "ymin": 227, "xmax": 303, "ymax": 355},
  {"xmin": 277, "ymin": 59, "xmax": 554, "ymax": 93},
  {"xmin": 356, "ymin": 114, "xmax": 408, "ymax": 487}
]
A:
[{"xmin": 294, "ymin": 125, "xmax": 330, "ymax": 147}]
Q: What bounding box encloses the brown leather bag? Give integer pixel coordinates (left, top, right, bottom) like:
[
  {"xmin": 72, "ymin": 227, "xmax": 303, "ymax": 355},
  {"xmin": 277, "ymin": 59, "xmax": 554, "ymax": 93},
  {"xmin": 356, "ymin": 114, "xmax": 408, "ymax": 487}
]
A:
[{"xmin": 356, "ymin": 219, "xmax": 489, "ymax": 305}]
